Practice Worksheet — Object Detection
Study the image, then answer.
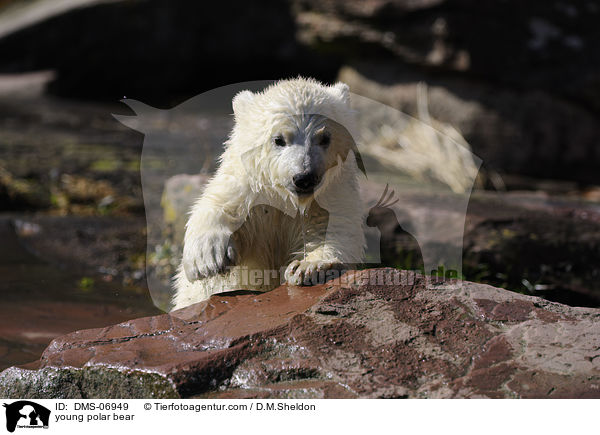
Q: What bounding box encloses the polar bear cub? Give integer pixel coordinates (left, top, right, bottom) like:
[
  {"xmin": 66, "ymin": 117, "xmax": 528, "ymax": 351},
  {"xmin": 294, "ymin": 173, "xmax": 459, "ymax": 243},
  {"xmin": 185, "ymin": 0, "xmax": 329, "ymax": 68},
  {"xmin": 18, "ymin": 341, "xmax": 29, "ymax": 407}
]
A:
[{"xmin": 172, "ymin": 78, "xmax": 365, "ymax": 310}]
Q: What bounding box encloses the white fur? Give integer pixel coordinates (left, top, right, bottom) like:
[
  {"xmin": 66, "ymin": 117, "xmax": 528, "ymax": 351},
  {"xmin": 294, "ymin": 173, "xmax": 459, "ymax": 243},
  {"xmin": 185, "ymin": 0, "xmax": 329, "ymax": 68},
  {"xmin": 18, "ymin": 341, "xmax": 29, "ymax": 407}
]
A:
[{"xmin": 172, "ymin": 78, "xmax": 365, "ymax": 310}]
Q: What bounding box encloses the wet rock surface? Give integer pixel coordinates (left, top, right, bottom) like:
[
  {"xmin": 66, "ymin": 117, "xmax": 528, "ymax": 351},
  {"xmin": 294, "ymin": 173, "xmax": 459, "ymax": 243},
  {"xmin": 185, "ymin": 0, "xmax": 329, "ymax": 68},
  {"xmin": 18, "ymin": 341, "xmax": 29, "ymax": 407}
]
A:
[{"xmin": 1, "ymin": 269, "xmax": 598, "ymax": 399}]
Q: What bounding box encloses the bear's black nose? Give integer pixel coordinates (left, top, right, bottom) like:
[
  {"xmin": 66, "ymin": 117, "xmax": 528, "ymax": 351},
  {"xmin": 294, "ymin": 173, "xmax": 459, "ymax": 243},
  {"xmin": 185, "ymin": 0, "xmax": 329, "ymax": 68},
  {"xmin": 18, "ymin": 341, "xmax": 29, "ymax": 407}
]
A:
[{"xmin": 293, "ymin": 172, "xmax": 319, "ymax": 194}]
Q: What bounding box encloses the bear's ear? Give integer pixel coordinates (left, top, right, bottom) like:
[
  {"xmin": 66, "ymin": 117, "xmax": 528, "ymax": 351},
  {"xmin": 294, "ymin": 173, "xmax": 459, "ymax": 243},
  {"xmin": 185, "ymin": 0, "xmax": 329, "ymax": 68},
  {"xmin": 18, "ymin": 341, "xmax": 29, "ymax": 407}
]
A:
[
  {"xmin": 330, "ymin": 82, "xmax": 350, "ymax": 105},
  {"xmin": 232, "ymin": 90, "xmax": 255, "ymax": 116}
]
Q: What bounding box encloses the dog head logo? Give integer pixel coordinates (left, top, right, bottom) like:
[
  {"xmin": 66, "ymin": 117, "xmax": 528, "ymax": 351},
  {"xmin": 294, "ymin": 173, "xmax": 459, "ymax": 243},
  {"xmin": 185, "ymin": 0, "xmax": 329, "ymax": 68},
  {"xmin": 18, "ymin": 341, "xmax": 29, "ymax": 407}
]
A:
[
  {"xmin": 3, "ymin": 401, "xmax": 50, "ymax": 432},
  {"xmin": 115, "ymin": 80, "xmax": 481, "ymax": 310}
]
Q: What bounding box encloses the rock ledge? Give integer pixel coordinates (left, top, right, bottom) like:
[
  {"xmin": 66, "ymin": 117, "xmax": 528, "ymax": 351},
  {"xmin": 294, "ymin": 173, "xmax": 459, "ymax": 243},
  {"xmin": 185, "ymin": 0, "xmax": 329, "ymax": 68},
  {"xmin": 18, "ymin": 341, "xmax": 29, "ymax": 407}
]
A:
[{"xmin": 1, "ymin": 269, "xmax": 598, "ymax": 398}]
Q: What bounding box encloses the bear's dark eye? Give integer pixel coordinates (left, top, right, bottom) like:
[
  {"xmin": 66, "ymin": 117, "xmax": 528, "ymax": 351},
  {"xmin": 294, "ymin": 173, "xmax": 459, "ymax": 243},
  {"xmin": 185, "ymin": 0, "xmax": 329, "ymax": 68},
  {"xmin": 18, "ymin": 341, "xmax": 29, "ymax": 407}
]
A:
[
  {"xmin": 273, "ymin": 135, "xmax": 286, "ymax": 147},
  {"xmin": 319, "ymin": 133, "xmax": 331, "ymax": 147}
]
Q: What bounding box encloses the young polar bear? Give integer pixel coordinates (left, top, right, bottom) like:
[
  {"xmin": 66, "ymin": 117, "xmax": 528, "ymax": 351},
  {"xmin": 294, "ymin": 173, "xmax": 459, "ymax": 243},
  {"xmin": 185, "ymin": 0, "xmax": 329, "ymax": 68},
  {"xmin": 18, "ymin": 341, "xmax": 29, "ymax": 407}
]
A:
[{"xmin": 172, "ymin": 78, "xmax": 365, "ymax": 310}]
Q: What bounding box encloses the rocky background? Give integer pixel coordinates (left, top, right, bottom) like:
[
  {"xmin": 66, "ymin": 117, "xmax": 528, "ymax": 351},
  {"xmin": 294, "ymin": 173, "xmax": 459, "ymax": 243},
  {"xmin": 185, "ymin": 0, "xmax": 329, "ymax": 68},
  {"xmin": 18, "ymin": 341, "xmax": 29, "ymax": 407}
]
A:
[
  {"xmin": 0, "ymin": 0, "xmax": 599, "ymax": 396},
  {"xmin": 2, "ymin": 0, "xmax": 599, "ymax": 182}
]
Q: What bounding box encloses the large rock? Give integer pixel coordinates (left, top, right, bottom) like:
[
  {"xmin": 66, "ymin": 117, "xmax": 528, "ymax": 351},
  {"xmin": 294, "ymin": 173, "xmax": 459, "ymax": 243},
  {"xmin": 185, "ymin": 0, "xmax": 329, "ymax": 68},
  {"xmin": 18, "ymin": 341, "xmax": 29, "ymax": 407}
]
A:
[{"xmin": 1, "ymin": 269, "xmax": 598, "ymax": 398}]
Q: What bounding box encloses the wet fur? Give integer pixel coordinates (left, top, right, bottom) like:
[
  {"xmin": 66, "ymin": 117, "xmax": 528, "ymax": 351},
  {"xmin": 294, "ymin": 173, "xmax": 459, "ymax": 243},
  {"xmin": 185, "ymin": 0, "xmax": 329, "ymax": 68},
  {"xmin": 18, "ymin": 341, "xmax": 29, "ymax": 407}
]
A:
[{"xmin": 172, "ymin": 78, "xmax": 365, "ymax": 310}]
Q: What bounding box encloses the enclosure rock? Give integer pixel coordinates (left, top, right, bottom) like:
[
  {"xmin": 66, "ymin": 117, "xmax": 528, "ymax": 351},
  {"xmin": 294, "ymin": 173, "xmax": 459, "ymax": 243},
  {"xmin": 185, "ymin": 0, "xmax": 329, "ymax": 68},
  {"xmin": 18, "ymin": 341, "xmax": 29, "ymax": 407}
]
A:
[{"xmin": 1, "ymin": 269, "xmax": 598, "ymax": 398}]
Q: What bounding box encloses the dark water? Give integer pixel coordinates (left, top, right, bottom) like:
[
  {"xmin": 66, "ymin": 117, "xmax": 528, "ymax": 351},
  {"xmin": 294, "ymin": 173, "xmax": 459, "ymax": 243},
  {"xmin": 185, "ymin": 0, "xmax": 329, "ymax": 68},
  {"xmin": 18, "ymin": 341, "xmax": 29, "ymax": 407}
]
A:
[{"xmin": 0, "ymin": 216, "xmax": 161, "ymax": 371}]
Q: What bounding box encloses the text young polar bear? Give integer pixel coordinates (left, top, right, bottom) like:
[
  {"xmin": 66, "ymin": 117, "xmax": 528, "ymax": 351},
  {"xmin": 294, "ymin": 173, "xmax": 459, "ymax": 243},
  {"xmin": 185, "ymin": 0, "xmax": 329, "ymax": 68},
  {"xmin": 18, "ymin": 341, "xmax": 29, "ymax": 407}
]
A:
[{"xmin": 172, "ymin": 78, "xmax": 365, "ymax": 310}]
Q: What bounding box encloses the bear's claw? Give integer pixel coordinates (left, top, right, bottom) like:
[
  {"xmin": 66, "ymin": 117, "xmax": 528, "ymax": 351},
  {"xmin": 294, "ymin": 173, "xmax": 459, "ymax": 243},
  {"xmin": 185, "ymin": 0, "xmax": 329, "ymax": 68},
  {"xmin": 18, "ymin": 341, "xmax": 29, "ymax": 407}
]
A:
[
  {"xmin": 284, "ymin": 259, "xmax": 336, "ymax": 286},
  {"xmin": 183, "ymin": 231, "xmax": 237, "ymax": 281}
]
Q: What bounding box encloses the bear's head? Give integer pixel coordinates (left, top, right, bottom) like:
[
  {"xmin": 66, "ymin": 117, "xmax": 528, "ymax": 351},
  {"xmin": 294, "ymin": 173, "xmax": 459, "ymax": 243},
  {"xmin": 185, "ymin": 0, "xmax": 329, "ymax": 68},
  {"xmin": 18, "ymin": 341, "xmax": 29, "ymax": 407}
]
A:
[{"xmin": 229, "ymin": 78, "xmax": 359, "ymax": 207}]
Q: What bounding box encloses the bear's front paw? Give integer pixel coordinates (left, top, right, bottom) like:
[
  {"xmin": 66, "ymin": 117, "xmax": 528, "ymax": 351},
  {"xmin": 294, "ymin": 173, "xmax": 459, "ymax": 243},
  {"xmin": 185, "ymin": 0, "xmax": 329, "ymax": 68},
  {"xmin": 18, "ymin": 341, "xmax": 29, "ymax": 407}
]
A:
[
  {"xmin": 182, "ymin": 231, "xmax": 237, "ymax": 281},
  {"xmin": 284, "ymin": 260, "xmax": 340, "ymax": 286}
]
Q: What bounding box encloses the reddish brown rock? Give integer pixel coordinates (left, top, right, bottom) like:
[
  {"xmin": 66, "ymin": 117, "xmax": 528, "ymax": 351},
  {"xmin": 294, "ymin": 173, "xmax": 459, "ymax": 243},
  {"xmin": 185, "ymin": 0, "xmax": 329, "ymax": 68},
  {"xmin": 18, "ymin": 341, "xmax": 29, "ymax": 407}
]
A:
[{"xmin": 1, "ymin": 269, "xmax": 598, "ymax": 398}]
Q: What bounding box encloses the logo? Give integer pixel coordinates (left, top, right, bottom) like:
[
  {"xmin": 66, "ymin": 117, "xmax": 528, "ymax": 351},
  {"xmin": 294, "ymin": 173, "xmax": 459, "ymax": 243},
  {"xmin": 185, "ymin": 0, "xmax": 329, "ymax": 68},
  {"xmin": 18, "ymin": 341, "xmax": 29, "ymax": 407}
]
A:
[
  {"xmin": 115, "ymin": 80, "xmax": 480, "ymax": 310},
  {"xmin": 3, "ymin": 401, "xmax": 50, "ymax": 433}
]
